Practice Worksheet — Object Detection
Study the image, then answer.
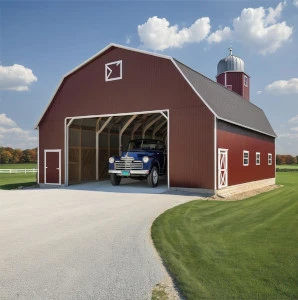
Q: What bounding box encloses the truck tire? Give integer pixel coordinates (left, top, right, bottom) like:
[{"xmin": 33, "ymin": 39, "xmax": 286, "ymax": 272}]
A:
[
  {"xmin": 147, "ymin": 166, "xmax": 159, "ymax": 187},
  {"xmin": 111, "ymin": 174, "xmax": 121, "ymax": 186}
]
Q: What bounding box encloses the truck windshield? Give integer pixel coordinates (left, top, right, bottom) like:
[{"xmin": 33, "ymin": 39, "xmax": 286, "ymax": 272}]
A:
[{"xmin": 127, "ymin": 140, "xmax": 158, "ymax": 151}]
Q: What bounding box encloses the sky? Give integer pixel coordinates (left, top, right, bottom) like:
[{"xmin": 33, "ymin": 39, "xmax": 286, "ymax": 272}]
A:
[{"xmin": 0, "ymin": 0, "xmax": 297, "ymax": 155}]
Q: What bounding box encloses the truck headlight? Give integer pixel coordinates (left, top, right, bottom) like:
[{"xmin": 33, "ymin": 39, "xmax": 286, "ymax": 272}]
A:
[
  {"xmin": 142, "ymin": 156, "xmax": 149, "ymax": 163},
  {"xmin": 109, "ymin": 157, "xmax": 115, "ymax": 163}
]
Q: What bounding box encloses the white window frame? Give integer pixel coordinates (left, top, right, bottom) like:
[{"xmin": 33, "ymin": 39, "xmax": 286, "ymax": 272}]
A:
[
  {"xmin": 244, "ymin": 75, "xmax": 248, "ymax": 87},
  {"xmin": 256, "ymin": 152, "xmax": 260, "ymax": 165},
  {"xmin": 105, "ymin": 60, "xmax": 123, "ymax": 82},
  {"xmin": 243, "ymin": 150, "xmax": 249, "ymax": 166},
  {"xmin": 268, "ymin": 153, "xmax": 272, "ymax": 165}
]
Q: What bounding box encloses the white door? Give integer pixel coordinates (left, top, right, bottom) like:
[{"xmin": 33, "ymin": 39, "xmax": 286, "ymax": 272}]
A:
[{"xmin": 218, "ymin": 149, "xmax": 228, "ymax": 189}]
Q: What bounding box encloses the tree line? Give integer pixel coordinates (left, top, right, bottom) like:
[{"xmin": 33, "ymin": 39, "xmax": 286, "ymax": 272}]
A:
[
  {"xmin": 0, "ymin": 147, "xmax": 37, "ymax": 164},
  {"xmin": 276, "ymin": 154, "xmax": 298, "ymax": 165}
]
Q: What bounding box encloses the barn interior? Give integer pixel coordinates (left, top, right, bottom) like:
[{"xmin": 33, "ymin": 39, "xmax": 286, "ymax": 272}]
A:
[{"xmin": 67, "ymin": 112, "xmax": 168, "ymax": 184}]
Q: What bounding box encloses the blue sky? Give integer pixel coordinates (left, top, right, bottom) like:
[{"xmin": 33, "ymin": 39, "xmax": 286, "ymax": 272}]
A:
[{"xmin": 0, "ymin": 0, "xmax": 297, "ymax": 154}]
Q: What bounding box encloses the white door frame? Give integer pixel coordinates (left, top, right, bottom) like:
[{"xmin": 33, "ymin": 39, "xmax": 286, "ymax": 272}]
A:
[
  {"xmin": 44, "ymin": 149, "xmax": 61, "ymax": 185},
  {"xmin": 218, "ymin": 148, "xmax": 228, "ymax": 189},
  {"xmin": 64, "ymin": 109, "xmax": 169, "ymax": 188}
]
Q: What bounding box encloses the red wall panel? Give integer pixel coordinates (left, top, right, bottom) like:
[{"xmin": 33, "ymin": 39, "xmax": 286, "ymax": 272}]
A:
[
  {"xmin": 38, "ymin": 47, "xmax": 215, "ymax": 189},
  {"xmin": 217, "ymin": 120, "xmax": 275, "ymax": 187}
]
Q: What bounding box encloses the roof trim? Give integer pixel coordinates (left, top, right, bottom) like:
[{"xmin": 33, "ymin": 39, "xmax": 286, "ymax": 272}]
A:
[
  {"xmin": 35, "ymin": 43, "xmax": 275, "ymax": 139},
  {"xmin": 34, "ymin": 43, "xmax": 173, "ymax": 129},
  {"xmin": 170, "ymin": 60, "xmax": 218, "ymax": 118},
  {"xmin": 217, "ymin": 117, "xmax": 276, "ymax": 138}
]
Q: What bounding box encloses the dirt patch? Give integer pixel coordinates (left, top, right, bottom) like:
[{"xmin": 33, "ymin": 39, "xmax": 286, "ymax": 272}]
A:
[{"xmin": 210, "ymin": 184, "xmax": 282, "ymax": 201}]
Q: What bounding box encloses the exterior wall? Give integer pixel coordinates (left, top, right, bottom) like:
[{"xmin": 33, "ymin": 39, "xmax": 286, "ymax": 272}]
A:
[
  {"xmin": 38, "ymin": 47, "xmax": 215, "ymax": 189},
  {"xmin": 217, "ymin": 120, "xmax": 275, "ymax": 187},
  {"xmin": 216, "ymin": 72, "xmax": 250, "ymax": 101}
]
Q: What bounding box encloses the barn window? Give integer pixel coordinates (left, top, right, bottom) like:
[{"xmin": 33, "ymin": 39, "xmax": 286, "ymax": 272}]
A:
[
  {"xmin": 256, "ymin": 152, "xmax": 260, "ymax": 165},
  {"xmin": 244, "ymin": 75, "xmax": 248, "ymax": 86},
  {"xmin": 268, "ymin": 153, "xmax": 272, "ymax": 165},
  {"xmin": 243, "ymin": 151, "xmax": 249, "ymax": 166},
  {"xmin": 105, "ymin": 60, "xmax": 122, "ymax": 81}
]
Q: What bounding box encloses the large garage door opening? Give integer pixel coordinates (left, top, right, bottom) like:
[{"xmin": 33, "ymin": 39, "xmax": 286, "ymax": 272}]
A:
[{"xmin": 66, "ymin": 110, "xmax": 168, "ymax": 188}]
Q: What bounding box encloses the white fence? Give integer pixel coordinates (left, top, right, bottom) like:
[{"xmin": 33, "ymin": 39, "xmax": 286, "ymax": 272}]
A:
[{"xmin": 0, "ymin": 169, "xmax": 38, "ymax": 174}]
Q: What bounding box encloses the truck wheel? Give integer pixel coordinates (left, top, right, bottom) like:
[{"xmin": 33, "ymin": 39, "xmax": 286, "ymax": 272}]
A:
[
  {"xmin": 111, "ymin": 174, "xmax": 121, "ymax": 186},
  {"xmin": 147, "ymin": 166, "xmax": 159, "ymax": 187}
]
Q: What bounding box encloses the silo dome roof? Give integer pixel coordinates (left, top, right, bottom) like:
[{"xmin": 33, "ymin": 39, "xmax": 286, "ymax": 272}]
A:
[{"xmin": 217, "ymin": 48, "xmax": 244, "ymax": 75}]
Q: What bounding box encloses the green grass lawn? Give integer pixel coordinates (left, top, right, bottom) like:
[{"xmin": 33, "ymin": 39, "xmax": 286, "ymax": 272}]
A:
[
  {"xmin": 0, "ymin": 163, "xmax": 37, "ymax": 190},
  {"xmin": 151, "ymin": 173, "xmax": 298, "ymax": 300},
  {"xmin": 0, "ymin": 163, "xmax": 37, "ymax": 169},
  {"xmin": 276, "ymin": 164, "xmax": 298, "ymax": 170}
]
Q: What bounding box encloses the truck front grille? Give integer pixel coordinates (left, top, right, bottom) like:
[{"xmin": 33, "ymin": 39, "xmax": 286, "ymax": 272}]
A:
[{"xmin": 115, "ymin": 157, "xmax": 143, "ymax": 170}]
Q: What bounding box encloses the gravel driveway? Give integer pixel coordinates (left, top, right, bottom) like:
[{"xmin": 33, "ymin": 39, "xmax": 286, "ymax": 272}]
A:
[{"xmin": 0, "ymin": 184, "xmax": 197, "ymax": 299}]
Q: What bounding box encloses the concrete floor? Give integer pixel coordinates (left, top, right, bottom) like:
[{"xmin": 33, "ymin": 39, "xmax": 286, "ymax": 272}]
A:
[{"xmin": 0, "ymin": 182, "xmax": 198, "ymax": 299}]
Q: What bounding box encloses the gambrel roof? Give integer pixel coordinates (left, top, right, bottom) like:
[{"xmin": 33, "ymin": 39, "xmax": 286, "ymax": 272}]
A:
[
  {"xmin": 174, "ymin": 59, "xmax": 276, "ymax": 137},
  {"xmin": 36, "ymin": 44, "xmax": 276, "ymax": 138}
]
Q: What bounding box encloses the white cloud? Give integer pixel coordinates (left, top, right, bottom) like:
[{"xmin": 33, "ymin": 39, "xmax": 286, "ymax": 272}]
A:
[
  {"xmin": 289, "ymin": 115, "xmax": 298, "ymax": 123},
  {"xmin": 265, "ymin": 78, "xmax": 298, "ymax": 94},
  {"xmin": 257, "ymin": 90, "xmax": 263, "ymax": 95},
  {"xmin": 0, "ymin": 114, "xmax": 17, "ymax": 127},
  {"xmin": 233, "ymin": 2, "xmax": 292, "ymax": 55},
  {"xmin": 0, "ymin": 64, "xmax": 37, "ymax": 91},
  {"xmin": 138, "ymin": 16, "xmax": 211, "ymax": 51},
  {"xmin": 207, "ymin": 2, "xmax": 292, "ymax": 55},
  {"xmin": 290, "ymin": 127, "xmax": 298, "ymax": 131},
  {"xmin": 207, "ymin": 27, "xmax": 232, "ymax": 44},
  {"xmin": 0, "ymin": 115, "xmax": 38, "ymax": 149},
  {"xmin": 293, "ymin": 0, "xmax": 298, "ymax": 7}
]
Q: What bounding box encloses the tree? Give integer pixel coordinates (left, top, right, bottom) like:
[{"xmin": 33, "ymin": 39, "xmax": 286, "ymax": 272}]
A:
[
  {"xmin": 0, "ymin": 150, "xmax": 13, "ymax": 163},
  {"xmin": 12, "ymin": 148, "xmax": 23, "ymax": 164}
]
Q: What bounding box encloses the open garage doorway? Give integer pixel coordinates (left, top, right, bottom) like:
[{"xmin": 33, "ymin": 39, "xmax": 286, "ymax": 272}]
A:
[{"xmin": 65, "ymin": 110, "xmax": 169, "ymax": 188}]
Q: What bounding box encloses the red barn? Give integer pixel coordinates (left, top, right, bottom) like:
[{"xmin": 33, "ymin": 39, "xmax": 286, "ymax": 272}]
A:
[{"xmin": 35, "ymin": 44, "xmax": 276, "ymax": 195}]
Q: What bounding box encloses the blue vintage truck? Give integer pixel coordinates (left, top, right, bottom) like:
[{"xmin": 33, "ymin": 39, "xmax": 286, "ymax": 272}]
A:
[{"xmin": 108, "ymin": 139, "xmax": 167, "ymax": 187}]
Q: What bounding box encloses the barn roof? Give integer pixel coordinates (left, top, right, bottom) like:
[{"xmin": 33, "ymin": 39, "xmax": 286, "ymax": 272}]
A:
[
  {"xmin": 35, "ymin": 44, "xmax": 276, "ymax": 137},
  {"xmin": 173, "ymin": 60, "xmax": 276, "ymax": 137}
]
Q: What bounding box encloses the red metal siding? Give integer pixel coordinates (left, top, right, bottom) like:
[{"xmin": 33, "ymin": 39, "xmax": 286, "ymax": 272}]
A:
[
  {"xmin": 216, "ymin": 73, "xmax": 225, "ymax": 86},
  {"xmin": 217, "ymin": 120, "xmax": 275, "ymax": 186},
  {"xmin": 226, "ymin": 72, "xmax": 243, "ymax": 99},
  {"xmin": 39, "ymin": 47, "xmax": 215, "ymax": 189}
]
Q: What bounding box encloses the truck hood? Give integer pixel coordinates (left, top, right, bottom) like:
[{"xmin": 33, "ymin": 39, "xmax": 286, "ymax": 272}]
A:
[{"xmin": 121, "ymin": 151, "xmax": 155, "ymax": 160}]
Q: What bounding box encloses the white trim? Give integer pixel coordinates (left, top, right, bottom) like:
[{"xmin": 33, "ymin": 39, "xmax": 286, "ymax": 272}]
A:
[
  {"xmin": 34, "ymin": 44, "xmax": 172, "ymax": 129},
  {"xmin": 268, "ymin": 153, "xmax": 272, "ymax": 165},
  {"xmin": 218, "ymin": 117, "xmax": 276, "ymax": 138},
  {"xmin": 256, "ymin": 152, "xmax": 260, "ymax": 165},
  {"xmin": 105, "ymin": 60, "xmax": 122, "ymax": 82},
  {"xmin": 243, "ymin": 150, "xmax": 249, "ymax": 166},
  {"xmin": 171, "ymin": 60, "xmax": 218, "ymax": 117},
  {"xmin": 65, "ymin": 118, "xmax": 74, "ymax": 187},
  {"xmin": 64, "ymin": 109, "xmax": 170, "ymax": 189},
  {"xmin": 218, "ymin": 148, "xmax": 228, "ymax": 189},
  {"xmin": 37, "ymin": 136, "xmax": 39, "ymax": 184},
  {"xmin": 44, "ymin": 149, "xmax": 61, "ymax": 185},
  {"xmin": 167, "ymin": 110, "xmax": 170, "ymax": 189},
  {"xmin": 34, "ymin": 44, "xmax": 276, "ymax": 139},
  {"xmin": 244, "ymin": 75, "xmax": 248, "ymax": 87},
  {"xmin": 214, "ymin": 116, "xmax": 217, "ymax": 190}
]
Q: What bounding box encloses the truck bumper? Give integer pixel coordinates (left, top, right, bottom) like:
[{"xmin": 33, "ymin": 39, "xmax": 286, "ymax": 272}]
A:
[{"xmin": 109, "ymin": 170, "xmax": 150, "ymax": 175}]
